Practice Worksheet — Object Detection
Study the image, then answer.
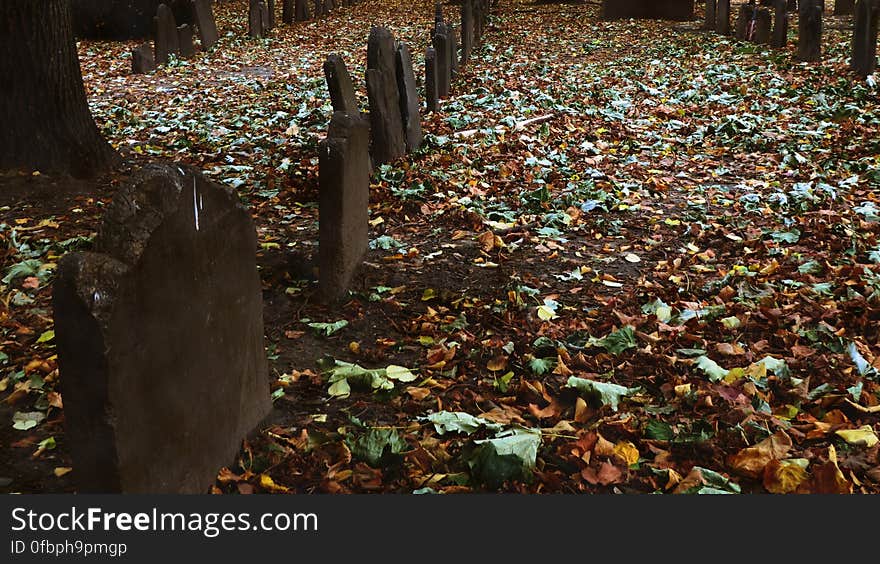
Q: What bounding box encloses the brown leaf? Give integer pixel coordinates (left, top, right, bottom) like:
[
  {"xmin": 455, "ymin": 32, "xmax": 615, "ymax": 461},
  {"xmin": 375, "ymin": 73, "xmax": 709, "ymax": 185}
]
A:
[
  {"xmin": 729, "ymin": 430, "xmax": 793, "ymax": 479},
  {"xmin": 763, "ymin": 459, "xmax": 809, "ymax": 494}
]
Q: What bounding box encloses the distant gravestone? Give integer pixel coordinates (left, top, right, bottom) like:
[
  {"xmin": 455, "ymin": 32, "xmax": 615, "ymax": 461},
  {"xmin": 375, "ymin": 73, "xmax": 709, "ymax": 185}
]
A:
[
  {"xmin": 249, "ymin": 0, "xmax": 264, "ymax": 37},
  {"xmin": 325, "ymin": 0, "xmax": 335, "ymax": 13},
  {"xmin": 716, "ymin": 0, "xmax": 731, "ymax": 34},
  {"xmin": 313, "ymin": 0, "xmax": 323, "ymax": 17},
  {"xmin": 851, "ymin": 0, "xmax": 879, "ymax": 77},
  {"xmin": 177, "ymin": 24, "xmax": 195, "ymax": 57},
  {"xmin": 267, "ymin": 0, "xmax": 276, "ymax": 28},
  {"xmin": 425, "ymin": 46, "xmax": 438, "ymax": 113},
  {"xmin": 461, "ymin": 0, "xmax": 474, "ymax": 66},
  {"xmin": 798, "ymin": 0, "xmax": 823, "ymax": 62},
  {"xmin": 395, "ymin": 43, "xmax": 423, "ymax": 152},
  {"xmin": 754, "ymin": 8, "xmax": 772, "ymax": 44},
  {"xmin": 705, "ymin": 0, "xmax": 716, "ymax": 30},
  {"xmin": 771, "ymin": 0, "xmax": 788, "ymax": 48},
  {"xmin": 434, "ymin": 23, "xmax": 451, "ymax": 98},
  {"xmin": 324, "ymin": 53, "xmax": 360, "ymax": 115},
  {"xmin": 296, "ymin": 0, "xmax": 310, "ymax": 21},
  {"xmin": 601, "ymin": 0, "xmax": 695, "ymax": 20},
  {"xmin": 282, "ymin": 0, "xmax": 293, "ymax": 23},
  {"xmin": 319, "ymin": 113, "xmax": 371, "ymax": 303},
  {"xmin": 835, "ymin": 0, "xmax": 856, "ymax": 16},
  {"xmin": 192, "ymin": 0, "xmax": 219, "ymax": 51},
  {"xmin": 154, "ymin": 4, "xmax": 180, "ymax": 65},
  {"xmin": 54, "ymin": 163, "xmax": 271, "ymax": 493},
  {"xmin": 449, "ymin": 26, "xmax": 460, "ymax": 77},
  {"xmin": 131, "ymin": 43, "xmax": 156, "ymax": 74},
  {"xmin": 434, "ymin": 1, "xmax": 444, "ymax": 32},
  {"xmin": 366, "ymin": 27, "xmax": 406, "ymax": 165}
]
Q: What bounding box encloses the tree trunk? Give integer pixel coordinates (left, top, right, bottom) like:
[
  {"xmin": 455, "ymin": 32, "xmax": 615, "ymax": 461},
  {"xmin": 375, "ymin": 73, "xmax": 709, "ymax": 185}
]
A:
[{"xmin": 0, "ymin": 0, "xmax": 118, "ymax": 178}]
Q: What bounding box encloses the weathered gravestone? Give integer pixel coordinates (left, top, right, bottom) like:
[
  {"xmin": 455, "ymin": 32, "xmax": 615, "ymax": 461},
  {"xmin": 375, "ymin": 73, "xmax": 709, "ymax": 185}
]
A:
[
  {"xmin": 131, "ymin": 43, "xmax": 156, "ymax": 74},
  {"xmin": 449, "ymin": 26, "xmax": 460, "ymax": 77},
  {"xmin": 434, "ymin": 23, "xmax": 452, "ymax": 98},
  {"xmin": 282, "ymin": 0, "xmax": 293, "ymax": 23},
  {"xmin": 716, "ymin": 0, "xmax": 731, "ymax": 34},
  {"xmin": 366, "ymin": 27, "xmax": 406, "ymax": 165},
  {"xmin": 54, "ymin": 163, "xmax": 271, "ymax": 493},
  {"xmin": 705, "ymin": 0, "xmax": 717, "ymax": 30},
  {"xmin": 314, "ymin": 0, "xmax": 323, "ymax": 18},
  {"xmin": 851, "ymin": 0, "xmax": 879, "ymax": 77},
  {"xmin": 267, "ymin": 0, "xmax": 276, "ymax": 28},
  {"xmin": 324, "ymin": 54, "xmax": 360, "ymax": 115},
  {"xmin": 798, "ymin": 0, "xmax": 824, "ymax": 62},
  {"xmin": 461, "ymin": 0, "xmax": 474, "ymax": 67},
  {"xmin": 435, "ymin": 1, "xmax": 444, "ymax": 31},
  {"xmin": 772, "ymin": 0, "xmax": 789, "ymax": 48},
  {"xmin": 736, "ymin": 5, "xmax": 771, "ymax": 43},
  {"xmin": 249, "ymin": 0, "xmax": 266, "ymax": 37},
  {"xmin": 192, "ymin": 0, "xmax": 219, "ymax": 51},
  {"xmin": 177, "ymin": 24, "xmax": 195, "ymax": 58},
  {"xmin": 319, "ymin": 113, "xmax": 371, "ymax": 302},
  {"xmin": 324, "ymin": 0, "xmax": 335, "ymax": 14},
  {"xmin": 601, "ymin": 0, "xmax": 695, "ymax": 20},
  {"xmin": 154, "ymin": 4, "xmax": 180, "ymax": 65},
  {"xmin": 296, "ymin": 0, "xmax": 310, "ymax": 21},
  {"xmin": 425, "ymin": 46, "xmax": 439, "ymax": 113},
  {"xmin": 396, "ymin": 43, "xmax": 423, "ymax": 152},
  {"xmin": 836, "ymin": 0, "xmax": 856, "ymax": 15}
]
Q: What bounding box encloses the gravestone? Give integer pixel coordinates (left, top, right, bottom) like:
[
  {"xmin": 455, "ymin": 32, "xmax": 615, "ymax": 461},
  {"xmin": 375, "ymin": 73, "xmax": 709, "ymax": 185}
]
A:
[
  {"xmin": 296, "ymin": 0, "xmax": 309, "ymax": 20},
  {"xmin": 154, "ymin": 4, "xmax": 180, "ymax": 65},
  {"xmin": 54, "ymin": 163, "xmax": 271, "ymax": 493},
  {"xmin": 434, "ymin": 23, "xmax": 451, "ymax": 98},
  {"xmin": 131, "ymin": 43, "xmax": 156, "ymax": 74},
  {"xmin": 461, "ymin": 0, "xmax": 474, "ymax": 66},
  {"xmin": 177, "ymin": 24, "xmax": 195, "ymax": 58},
  {"xmin": 716, "ymin": 0, "xmax": 731, "ymax": 34},
  {"xmin": 851, "ymin": 0, "xmax": 879, "ymax": 77},
  {"xmin": 314, "ymin": 0, "xmax": 323, "ymax": 17},
  {"xmin": 283, "ymin": 0, "xmax": 293, "ymax": 23},
  {"xmin": 319, "ymin": 113, "xmax": 371, "ymax": 303},
  {"xmin": 705, "ymin": 0, "xmax": 716, "ymax": 30},
  {"xmin": 425, "ymin": 46, "xmax": 439, "ymax": 113},
  {"xmin": 737, "ymin": 5, "xmax": 772, "ymax": 43},
  {"xmin": 835, "ymin": 0, "xmax": 856, "ymax": 15},
  {"xmin": 771, "ymin": 0, "xmax": 788, "ymax": 48},
  {"xmin": 396, "ymin": 43, "xmax": 423, "ymax": 152},
  {"xmin": 798, "ymin": 0, "xmax": 823, "ymax": 62},
  {"xmin": 366, "ymin": 27, "xmax": 406, "ymax": 165},
  {"xmin": 601, "ymin": 0, "xmax": 695, "ymax": 20},
  {"xmin": 249, "ymin": 0, "xmax": 264, "ymax": 37},
  {"xmin": 267, "ymin": 0, "xmax": 276, "ymax": 28},
  {"xmin": 450, "ymin": 26, "xmax": 460, "ymax": 77},
  {"xmin": 324, "ymin": 53, "xmax": 360, "ymax": 115},
  {"xmin": 261, "ymin": 1, "xmax": 270, "ymax": 31},
  {"xmin": 754, "ymin": 8, "xmax": 772, "ymax": 44},
  {"xmin": 325, "ymin": 0, "xmax": 335, "ymax": 13},
  {"xmin": 435, "ymin": 1, "xmax": 444, "ymax": 32},
  {"xmin": 192, "ymin": 0, "xmax": 219, "ymax": 51}
]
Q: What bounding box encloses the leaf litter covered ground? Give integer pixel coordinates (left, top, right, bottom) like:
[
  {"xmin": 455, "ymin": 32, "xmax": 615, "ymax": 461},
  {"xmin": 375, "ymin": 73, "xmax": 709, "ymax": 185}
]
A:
[{"xmin": 1, "ymin": 0, "xmax": 880, "ymax": 494}]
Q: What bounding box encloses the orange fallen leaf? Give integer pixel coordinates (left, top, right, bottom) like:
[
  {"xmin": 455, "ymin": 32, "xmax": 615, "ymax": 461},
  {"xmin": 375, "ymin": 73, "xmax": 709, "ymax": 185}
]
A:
[{"xmin": 729, "ymin": 430, "xmax": 792, "ymax": 479}]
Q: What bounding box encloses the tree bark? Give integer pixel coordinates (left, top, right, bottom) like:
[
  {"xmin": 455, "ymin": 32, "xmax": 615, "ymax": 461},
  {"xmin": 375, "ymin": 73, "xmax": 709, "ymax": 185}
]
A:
[{"xmin": 0, "ymin": 0, "xmax": 118, "ymax": 178}]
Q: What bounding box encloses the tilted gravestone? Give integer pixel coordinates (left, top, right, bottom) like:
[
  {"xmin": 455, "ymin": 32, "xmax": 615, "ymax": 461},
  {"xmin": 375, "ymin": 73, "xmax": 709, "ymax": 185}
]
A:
[
  {"xmin": 771, "ymin": 0, "xmax": 788, "ymax": 48},
  {"xmin": 434, "ymin": 23, "xmax": 451, "ymax": 98},
  {"xmin": 177, "ymin": 24, "xmax": 195, "ymax": 58},
  {"xmin": 797, "ymin": 0, "xmax": 823, "ymax": 62},
  {"xmin": 296, "ymin": 0, "xmax": 310, "ymax": 21},
  {"xmin": 154, "ymin": 4, "xmax": 180, "ymax": 65},
  {"xmin": 365, "ymin": 27, "xmax": 406, "ymax": 165},
  {"xmin": 54, "ymin": 163, "xmax": 271, "ymax": 493},
  {"xmin": 192, "ymin": 0, "xmax": 219, "ymax": 51},
  {"xmin": 716, "ymin": 0, "xmax": 731, "ymax": 35},
  {"xmin": 324, "ymin": 53, "xmax": 360, "ymax": 115},
  {"xmin": 395, "ymin": 43, "xmax": 423, "ymax": 153},
  {"xmin": 319, "ymin": 113, "xmax": 371, "ymax": 302},
  {"xmin": 425, "ymin": 46, "xmax": 439, "ymax": 113},
  {"xmin": 131, "ymin": 43, "xmax": 156, "ymax": 74},
  {"xmin": 851, "ymin": 0, "xmax": 879, "ymax": 77},
  {"xmin": 461, "ymin": 0, "xmax": 474, "ymax": 67}
]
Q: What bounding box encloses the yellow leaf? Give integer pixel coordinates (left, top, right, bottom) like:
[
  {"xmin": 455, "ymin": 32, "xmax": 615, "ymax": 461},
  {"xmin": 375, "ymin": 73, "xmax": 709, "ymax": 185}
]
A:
[
  {"xmin": 259, "ymin": 474, "xmax": 290, "ymax": 493},
  {"xmin": 537, "ymin": 305, "xmax": 557, "ymax": 321},
  {"xmin": 53, "ymin": 467, "xmax": 73, "ymax": 477},
  {"xmin": 612, "ymin": 441, "xmax": 640, "ymax": 466},
  {"xmin": 574, "ymin": 397, "xmax": 590, "ymax": 423},
  {"xmin": 835, "ymin": 426, "xmax": 879, "ymax": 448},
  {"xmin": 763, "ymin": 459, "xmax": 809, "ymax": 494},
  {"xmin": 674, "ymin": 383, "xmax": 691, "ymax": 397},
  {"xmin": 729, "ymin": 430, "xmax": 793, "ymax": 479}
]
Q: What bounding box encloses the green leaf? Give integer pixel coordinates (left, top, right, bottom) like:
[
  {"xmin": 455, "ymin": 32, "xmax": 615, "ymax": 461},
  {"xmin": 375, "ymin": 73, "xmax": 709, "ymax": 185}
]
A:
[
  {"xmin": 346, "ymin": 428, "xmax": 407, "ymax": 467},
  {"xmin": 680, "ymin": 467, "xmax": 741, "ymax": 494},
  {"xmin": 421, "ymin": 411, "xmax": 503, "ymax": 435},
  {"xmin": 528, "ymin": 356, "xmax": 556, "ymax": 375},
  {"xmin": 565, "ymin": 376, "xmax": 635, "ymax": 411},
  {"xmin": 385, "ymin": 365, "xmax": 417, "ymax": 382},
  {"xmin": 12, "ymin": 411, "xmax": 45, "ymax": 431},
  {"xmin": 37, "ymin": 437, "xmax": 56, "ymax": 451},
  {"xmin": 769, "ymin": 230, "xmax": 800, "ymax": 244},
  {"xmin": 2, "ymin": 259, "xmax": 43, "ymax": 284},
  {"xmin": 694, "ymin": 355, "xmax": 728, "ymax": 382},
  {"xmin": 469, "ymin": 428, "xmax": 542, "ymax": 488},
  {"xmin": 36, "ymin": 330, "xmax": 55, "ymax": 344},
  {"xmin": 597, "ymin": 326, "xmax": 637, "ymax": 355},
  {"xmin": 645, "ymin": 420, "xmax": 674, "ymax": 441},
  {"xmin": 307, "ymin": 320, "xmax": 348, "ymax": 336}
]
